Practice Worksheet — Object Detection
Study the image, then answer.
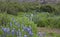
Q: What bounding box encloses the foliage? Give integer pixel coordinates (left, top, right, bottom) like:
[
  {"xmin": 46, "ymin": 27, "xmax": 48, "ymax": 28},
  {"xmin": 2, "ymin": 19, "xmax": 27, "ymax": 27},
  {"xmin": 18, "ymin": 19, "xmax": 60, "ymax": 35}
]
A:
[
  {"xmin": 0, "ymin": 13, "xmax": 38, "ymax": 37},
  {"xmin": 0, "ymin": 2, "xmax": 40, "ymax": 15},
  {"xmin": 33, "ymin": 13, "xmax": 60, "ymax": 28},
  {"xmin": 0, "ymin": 1, "xmax": 60, "ymax": 15},
  {"xmin": 40, "ymin": 5, "xmax": 56, "ymax": 13}
]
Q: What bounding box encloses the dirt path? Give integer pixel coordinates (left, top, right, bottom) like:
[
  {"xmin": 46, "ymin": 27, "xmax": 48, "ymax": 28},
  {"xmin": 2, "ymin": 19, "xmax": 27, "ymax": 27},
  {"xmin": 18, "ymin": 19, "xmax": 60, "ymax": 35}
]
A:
[{"xmin": 37, "ymin": 27, "xmax": 60, "ymax": 34}]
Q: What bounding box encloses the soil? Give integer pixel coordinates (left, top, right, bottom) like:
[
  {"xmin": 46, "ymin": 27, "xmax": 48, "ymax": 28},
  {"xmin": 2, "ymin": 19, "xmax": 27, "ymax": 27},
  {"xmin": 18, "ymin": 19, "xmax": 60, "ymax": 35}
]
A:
[{"xmin": 37, "ymin": 27, "xmax": 60, "ymax": 34}]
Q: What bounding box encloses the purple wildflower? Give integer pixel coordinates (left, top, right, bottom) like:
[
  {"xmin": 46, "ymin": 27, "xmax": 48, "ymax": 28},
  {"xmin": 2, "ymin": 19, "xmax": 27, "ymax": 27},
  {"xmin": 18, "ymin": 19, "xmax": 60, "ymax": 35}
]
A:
[
  {"xmin": 2, "ymin": 27, "xmax": 7, "ymax": 32},
  {"xmin": 29, "ymin": 31, "xmax": 33, "ymax": 36},
  {"xmin": 6, "ymin": 28, "xmax": 10, "ymax": 34},
  {"xmin": 11, "ymin": 29, "xmax": 15, "ymax": 35},
  {"xmin": 24, "ymin": 35, "xmax": 27, "ymax": 37},
  {"xmin": 26, "ymin": 27, "xmax": 32, "ymax": 32},
  {"xmin": 2, "ymin": 27, "xmax": 4, "ymax": 30},
  {"xmin": 16, "ymin": 31, "xmax": 19, "ymax": 36},
  {"xmin": 10, "ymin": 22, "xmax": 12, "ymax": 27},
  {"xmin": 38, "ymin": 32, "xmax": 44, "ymax": 37}
]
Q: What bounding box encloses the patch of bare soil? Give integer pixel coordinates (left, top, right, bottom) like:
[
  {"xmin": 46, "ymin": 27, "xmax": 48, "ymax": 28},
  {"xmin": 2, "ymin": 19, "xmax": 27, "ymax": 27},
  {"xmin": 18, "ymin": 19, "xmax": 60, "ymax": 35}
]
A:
[{"xmin": 37, "ymin": 27, "xmax": 60, "ymax": 34}]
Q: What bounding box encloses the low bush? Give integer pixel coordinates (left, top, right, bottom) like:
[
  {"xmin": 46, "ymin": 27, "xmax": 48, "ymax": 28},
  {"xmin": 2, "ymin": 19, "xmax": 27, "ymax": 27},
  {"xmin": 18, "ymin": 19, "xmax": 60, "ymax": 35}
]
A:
[
  {"xmin": 40, "ymin": 5, "xmax": 56, "ymax": 13},
  {"xmin": 33, "ymin": 13, "xmax": 60, "ymax": 28}
]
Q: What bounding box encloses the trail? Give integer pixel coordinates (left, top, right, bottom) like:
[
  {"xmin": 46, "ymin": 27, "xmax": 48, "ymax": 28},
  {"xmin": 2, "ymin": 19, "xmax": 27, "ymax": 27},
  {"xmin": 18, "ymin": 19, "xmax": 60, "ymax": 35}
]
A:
[{"xmin": 37, "ymin": 27, "xmax": 60, "ymax": 34}]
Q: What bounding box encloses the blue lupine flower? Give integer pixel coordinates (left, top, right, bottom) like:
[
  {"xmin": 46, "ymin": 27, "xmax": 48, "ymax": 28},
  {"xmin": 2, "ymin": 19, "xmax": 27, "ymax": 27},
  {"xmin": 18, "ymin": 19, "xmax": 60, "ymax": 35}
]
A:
[
  {"xmin": 24, "ymin": 35, "xmax": 27, "ymax": 37},
  {"xmin": 38, "ymin": 32, "xmax": 43, "ymax": 37},
  {"xmin": 11, "ymin": 29, "xmax": 15, "ymax": 35},
  {"xmin": 29, "ymin": 31, "xmax": 33, "ymax": 36},
  {"xmin": 16, "ymin": 31, "xmax": 19, "ymax": 36},
  {"xmin": 23, "ymin": 27, "xmax": 32, "ymax": 33},
  {"xmin": 6, "ymin": 28, "xmax": 10, "ymax": 34},
  {"xmin": 23, "ymin": 27, "xmax": 27, "ymax": 31},
  {"xmin": 2, "ymin": 28, "xmax": 7, "ymax": 32},
  {"xmin": 26, "ymin": 27, "xmax": 31, "ymax": 32},
  {"xmin": 7, "ymin": 28, "xmax": 10, "ymax": 31},
  {"xmin": 10, "ymin": 22, "xmax": 12, "ymax": 27},
  {"xmin": 16, "ymin": 29, "xmax": 20, "ymax": 36},
  {"xmin": 2, "ymin": 27, "xmax": 10, "ymax": 34},
  {"xmin": 2, "ymin": 27, "xmax": 4, "ymax": 30}
]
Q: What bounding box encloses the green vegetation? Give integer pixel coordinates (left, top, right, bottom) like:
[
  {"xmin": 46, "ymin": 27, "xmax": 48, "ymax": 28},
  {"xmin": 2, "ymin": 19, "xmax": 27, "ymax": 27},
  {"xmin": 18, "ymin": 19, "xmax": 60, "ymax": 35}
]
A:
[
  {"xmin": 0, "ymin": 1, "xmax": 60, "ymax": 37},
  {"xmin": 0, "ymin": 13, "xmax": 38, "ymax": 37},
  {"xmin": 0, "ymin": 1, "xmax": 60, "ymax": 29}
]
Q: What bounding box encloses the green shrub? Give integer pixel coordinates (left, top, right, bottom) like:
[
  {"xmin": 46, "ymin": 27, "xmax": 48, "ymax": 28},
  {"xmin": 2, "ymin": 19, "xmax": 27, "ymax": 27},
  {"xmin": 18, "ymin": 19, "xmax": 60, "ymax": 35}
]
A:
[
  {"xmin": 32, "ymin": 12, "xmax": 49, "ymax": 27},
  {"xmin": 33, "ymin": 13, "xmax": 60, "ymax": 28},
  {"xmin": 40, "ymin": 5, "xmax": 56, "ymax": 13}
]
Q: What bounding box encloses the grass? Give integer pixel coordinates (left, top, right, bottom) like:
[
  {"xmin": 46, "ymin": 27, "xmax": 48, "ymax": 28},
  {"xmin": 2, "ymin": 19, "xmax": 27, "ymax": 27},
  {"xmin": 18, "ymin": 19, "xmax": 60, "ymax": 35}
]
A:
[{"xmin": 46, "ymin": 33, "xmax": 60, "ymax": 37}]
